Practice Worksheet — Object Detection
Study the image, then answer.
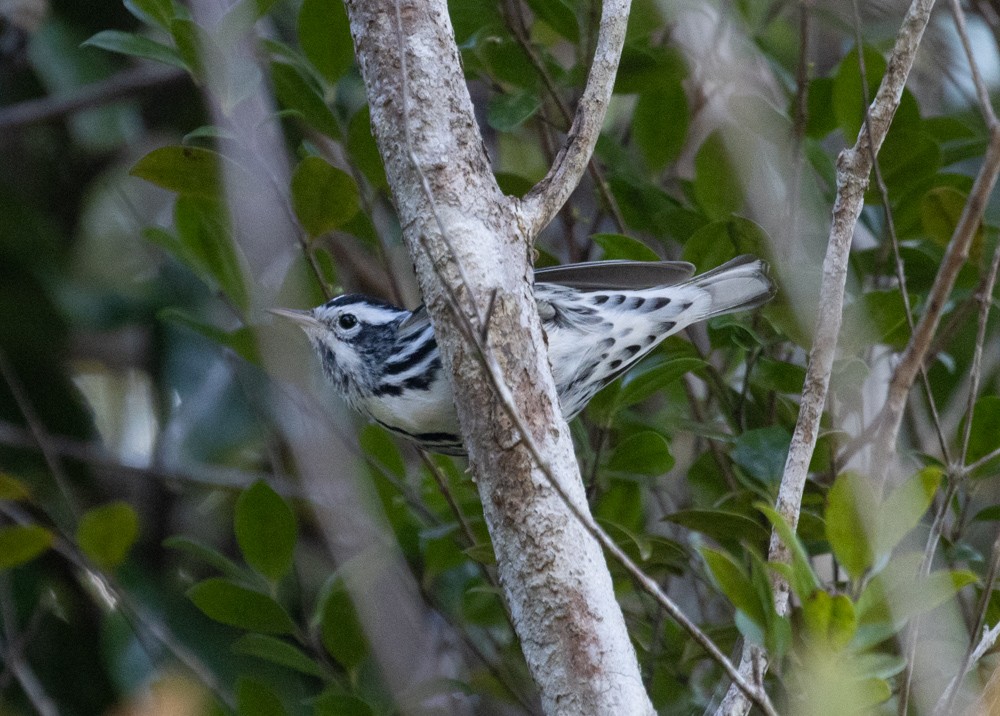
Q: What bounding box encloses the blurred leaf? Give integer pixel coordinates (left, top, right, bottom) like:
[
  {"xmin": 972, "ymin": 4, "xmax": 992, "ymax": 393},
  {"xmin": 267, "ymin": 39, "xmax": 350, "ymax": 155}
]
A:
[
  {"xmin": 291, "ymin": 157, "xmax": 361, "ymax": 237},
  {"xmin": 237, "ymin": 678, "xmax": 287, "ymax": 716},
  {"xmin": 124, "ymin": 0, "xmax": 176, "ymax": 30},
  {"xmin": 163, "ymin": 535, "xmax": 247, "ymax": 581},
  {"xmin": 525, "ymin": 0, "xmax": 578, "ymax": 41},
  {"xmin": 963, "ymin": 395, "xmax": 1000, "ymax": 469},
  {"xmin": 804, "ymin": 77, "xmax": 837, "ymax": 138},
  {"xmin": 826, "ymin": 472, "xmax": 876, "ymax": 581},
  {"xmin": 615, "ymin": 45, "xmax": 686, "ymax": 94},
  {"xmin": 298, "ymin": 0, "xmax": 354, "ymax": 83},
  {"xmin": 922, "ymin": 187, "xmax": 983, "ymax": 261},
  {"xmin": 232, "ymin": 634, "xmax": 326, "ymax": 677},
  {"xmin": 217, "ymin": 0, "xmax": 281, "ymax": 46},
  {"xmin": 76, "ymin": 502, "xmax": 139, "ymax": 570},
  {"xmin": 159, "ymin": 308, "xmax": 260, "ymax": 365},
  {"xmin": 0, "ymin": 474, "xmax": 32, "ymax": 502},
  {"xmin": 172, "ymin": 197, "xmax": 248, "ymax": 308},
  {"xmin": 318, "ymin": 577, "xmax": 368, "ymax": 669},
  {"xmin": 876, "ymin": 466, "xmax": 941, "ymax": 556},
  {"xmin": 313, "ymin": 689, "xmax": 376, "ymax": 716},
  {"xmin": 235, "ymin": 481, "xmax": 297, "ymax": 582},
  {"xmin": 693, "ymin": 131, "xmax": 742, "ymax": 219},
  {"xmin": 702, "ymin": 547, "xmax": 767, "ymax": 633},
  {"xmin": 592, "ymin": 233, "xmax": 660, "ymax": 261},
  {"xmin": 487, "ymin": 90, "xmax": 541, "ymax": 132},
  {"xmin": 730, "ymin": 427, "xmax": 790, "ymax": 485},
  {"xmin": 82, "ymin": 31, "xmax": 187, "ymax": 70},
  {"xmin": 633, "ymin": 85, "xmax": 688, "ymax": 171},
  {"xmin": 170, "ymin": 18, "xmax": 222, "ymax": 81},
  {"xmin": 131, "ymin": 145, "xmax": 247, "ymax": 199},
  {"xmin": 665, "ymin": 509, "xmax": 769, "ymax": 546},
  {"xmin": 606, "ymin": 431, "xmax": 674, "ymax": 476},
  {"xmin": 188, "ymin": 578, "xmax": 296, "ymax": 634},
  {"xmin": 271, "ymin": 62, "xmax": 341, "ymax": 138},
  {"xmin": 803, "ymin": 590, "xmax": 856, "ymax": 651},
  {"xmin": 0, "ymin": 525, "xmax": 53, "ymax": 570}
]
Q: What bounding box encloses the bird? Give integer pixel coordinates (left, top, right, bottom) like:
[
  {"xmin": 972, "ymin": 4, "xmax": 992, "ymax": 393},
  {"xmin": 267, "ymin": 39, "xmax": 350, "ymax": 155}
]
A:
[{"xmin": 271, "ymin": 255, "xmax": 775, "ymax": 455}]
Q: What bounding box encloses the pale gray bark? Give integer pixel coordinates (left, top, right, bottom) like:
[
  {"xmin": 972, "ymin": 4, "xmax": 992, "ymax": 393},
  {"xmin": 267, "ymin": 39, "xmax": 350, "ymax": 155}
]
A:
[{"xmin": 343, "ymin": 0, "xmax": 653, "ymax": 713}]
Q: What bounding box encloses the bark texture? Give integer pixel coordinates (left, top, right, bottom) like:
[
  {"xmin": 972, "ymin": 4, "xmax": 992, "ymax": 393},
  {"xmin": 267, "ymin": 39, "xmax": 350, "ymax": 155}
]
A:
[{"xmin": 343, "ymin": 0, "xmax": 652, "ymax": 712}]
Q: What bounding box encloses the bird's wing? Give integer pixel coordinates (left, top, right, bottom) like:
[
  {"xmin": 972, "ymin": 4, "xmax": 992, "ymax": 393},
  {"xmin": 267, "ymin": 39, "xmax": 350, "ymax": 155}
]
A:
[
  {"xmin": 396, "ymin": 304, "xmax": 432, "ymax": 337},
  {"xmin": 534, "ymin": 260, "xmax": 696, "ymax": 290}
]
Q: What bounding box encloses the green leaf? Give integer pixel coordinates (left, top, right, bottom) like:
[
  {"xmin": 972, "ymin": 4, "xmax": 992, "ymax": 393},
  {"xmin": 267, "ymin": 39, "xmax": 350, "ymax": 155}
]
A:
[
  {"xmin": 76, "ymin": 502, "xmax": 139, "ymax": 570},
  {"xmin": 173, "ymin": 197, "xmax": 248, "ymax": 308},
  {"xmin": 832, "ymin": 45, "xmax": 887, "ymax": 142},
  {"xmin": 681, "ymin": 217, "xmax": 770, "ymax": 272},
  {"xmin": 298, "ymin": 0, "xmax": 354, "ymax": 83},
  {"xmin": 235, "ymin": 481, "xmax": 297, "ymax": 582},
  {"xmin": 730, "ymin": 427, "xmax": 790, "ymax": 485},
  {"xmin": 0, "ymin": 525, "xmax": 54, "ymax": 570},
  {"xmin": 876, "ymin": 466, "xmax": 941, "ymax": 557},
  {"xmin": 216, "ymin": 0, "xmax": 281, "ymax": 47},
  {"xmin": 524, "ymin": 0, "xmax": 579, "ymax": 41},
  {"xmin": 633, "ymin": 85, "xmax": 688, "ymax": 171},
  {"xmin": 825, "ymin": 472, "xmax": 876, "ymax": 581},
  {"xmin": 758, "ymin": 504, "xmax": 819, "ymax": 601},
  {"xmin": 606, "ymin": 431, "xmax": 674, "ymax": 476},
  {"xmin": 487, "ymin": 90, "xmax": 541, "ymax": 132},
  {"xmin": 592, "ymin": 233, "xmax": 660, "ymax": 261},
  {"xmin": 347, "ymin": 106, "xmax": 388, "ymax": 189},
  {"xmin": 664, "ymin": 509, "xmax": 770, "ymax": 547},
  {"xmin": 693, "ymin": 131, "xmax": 743, "ymax": 219},
  {"xmin": 965, "ymin": 395, "xmax": 1000, "ymax": 469},
  {"xmin": 82, "ymin": 31, "xmax": 187, "ymax": 70},
  {"xmin": 163, "ymin": 535, "xmax": 247, "ymax": 581},
  {"xmin": 291, "ymin": 156, "xmax": 361, "ymax": 236},
  {"xmin": 617, "ymin": 355, "xmax": 706, "ymax": 407},
  {"xmin": 615, "ymin": 45, "xmax": 686, "ymax": 94},
  {"xmin": 159, "ymin": 308, "xmax": 260, "ymax": 365},
  {"xmin": 232, "ymin": 634, "xmax": 326, "ymax": 677},
  {"xmin": 124, "ymin": 0, "xmax": 176, "ymax": 31},
  {"xmin": 702, "ymin": 547, "xmax": 767, "ymax": 634},
  {"xmin": 131, "ymin": 145, "xmax": 251, "ymax": 199},
  {"xmin": 0, "ymin": 474, "xmax": 32, "ymax": 502},
  {"xmin": 170, "ymin": 18, "xmax": 222, "ymax": 82},
  {"xmin": 270, "ymin": 61, "xmax": 341, "ymax": 138},
  {"xmin": 318, "ymin": 577, "xmax": 368, "ymax": 669},
  {"xmin": 803, "ymin": 590, "xmax": 857, "ymax": 651},
  {"xmin": 237, "ymin": 678, "xmax": 287, "ymax": 716},
  {"xmin": 187, "ymin": 578, "xmax": 296, "ymax": 634},
  {"xmin": 313, "ymin": 689, "xmax": 376, "ymax": 716},
  {"xmin": 752, "ymin": 356, "xmax": 806, "ymax": 394}
]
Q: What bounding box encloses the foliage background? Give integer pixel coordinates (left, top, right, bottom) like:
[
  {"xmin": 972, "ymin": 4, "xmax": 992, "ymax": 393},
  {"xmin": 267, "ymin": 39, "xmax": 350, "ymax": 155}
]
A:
[{"xmin": 0, "ymin": 0, "xmax": 999, "ymax": 713}]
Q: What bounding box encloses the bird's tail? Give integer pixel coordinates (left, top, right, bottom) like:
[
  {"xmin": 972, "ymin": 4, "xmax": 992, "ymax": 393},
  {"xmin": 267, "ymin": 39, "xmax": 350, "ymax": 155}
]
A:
[{"xmin": 688, "ymin": 255, "xmax": 776, "ymax": 317}]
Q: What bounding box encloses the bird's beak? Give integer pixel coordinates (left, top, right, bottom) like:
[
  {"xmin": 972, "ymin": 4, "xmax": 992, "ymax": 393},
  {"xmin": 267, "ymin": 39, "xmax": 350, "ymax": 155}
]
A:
[{"xmin": 268, "ymin": 308, "xmax": 320, "ymax": 329}]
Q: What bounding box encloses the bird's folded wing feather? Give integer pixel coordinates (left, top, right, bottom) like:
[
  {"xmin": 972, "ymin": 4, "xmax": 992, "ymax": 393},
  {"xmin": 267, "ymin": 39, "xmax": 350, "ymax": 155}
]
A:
[{"xmin": 533, "ymin": 260, "xmax": 695, "ymax": 290}]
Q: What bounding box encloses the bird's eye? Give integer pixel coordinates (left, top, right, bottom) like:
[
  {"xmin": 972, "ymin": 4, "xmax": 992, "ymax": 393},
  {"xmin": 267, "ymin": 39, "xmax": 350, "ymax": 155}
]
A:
[{"xmin": 338, "ymin": 313, "xmax": 358, "ymax": 330}]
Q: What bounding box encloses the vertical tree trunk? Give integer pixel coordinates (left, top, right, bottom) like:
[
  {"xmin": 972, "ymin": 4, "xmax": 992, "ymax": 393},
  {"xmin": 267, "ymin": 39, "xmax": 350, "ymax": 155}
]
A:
[{"xmin": 343, "ymin": 0, "xmax": 653, "ymax": 712}]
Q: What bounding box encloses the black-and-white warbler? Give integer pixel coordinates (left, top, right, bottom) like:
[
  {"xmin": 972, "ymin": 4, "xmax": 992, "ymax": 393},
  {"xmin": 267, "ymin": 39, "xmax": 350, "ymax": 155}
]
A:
[{"xmin": 272, "ymin": 255, "xmax": 775, "ymax": 455}]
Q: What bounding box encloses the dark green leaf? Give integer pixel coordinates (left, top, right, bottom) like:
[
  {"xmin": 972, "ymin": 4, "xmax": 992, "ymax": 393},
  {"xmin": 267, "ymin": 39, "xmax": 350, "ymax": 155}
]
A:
[
  {"xmin": 614, "ymin": 45, "xmax": 686, "ymax": 94},
  {"xmin": 0, "ymin": 525, "xmax": 53, "ymax": 570},
  {"xmin": 693, "ymin": 131, "xmax": 743, "ymax": 219},
  {"xmin": 232, "ymin": 634, "xmax": 326, "ymax": 677},
  {"xmin": 313, "ymin": 689, "xmax": 376, "ymax": 716},
  {"xmin": 124, "ymin": 0, "xmax": 176, "ymax": 30},
  {"xmin": 633, "ymin": 85, "xmax": 688, "ymax": 171},
  {"xmin": 318, "ymin": 578, "xmax": 368, "ymax": 669},
  {"xmin": 681, "ymin": 217, "xmax": 769, "ymax": 271},
  {"xmin": 237, "ymin": 678, "xmax": 287, "ymax": 716},
  {"xmin": 347, "ymin": 106, "xmax": 388, "ymax": 188},
  {"xmin": 594, "ymin": 479, "xmax": 644, "ymax": 533},
  {"xmin": 187, "ymin": 578, "xmax": 296, "ymax": 634},
  {"xmin": 291, "ymin": 156, "xmax": 361, "ymax": 236},
  {"xmin": 606, "ymin": 431, "xmax": 674, "ymax": 475},
  {"xmin": 76, "ymin": 502, "xmax": 139, "ymax": 570},
  {"xmin": 131, "ymin": 145, "xmax": 252, "ymax": 199},
  {"xmin": 832, "ymin": 45, "xmax": 887, "ymax": 142},
  {"xmin": 752, "ymin": 356, "xmax": 806, "ymax": 394},
  {"xmin": 758, "ymin": 504, "xmax": 819, "ymax": 601},
  {"xmin": 664, "ymin": 509, "xmax": 769, "ymax": 546},
  {"xmin": 487, "ymin": 90, "xmax": 541, "ymax": 132},
  {"xmin": 163, "ymin": 535, "xmax": 247, "ymax": 581},
  {"xmin": 298, "ymin": 0, "xmax": 354, "ymax": 83},
  {"xmin": 702, "ymin": 547, "xmax": 767, "ymax": 633},
  {"xmin": 922, "ymin": 187, "xmax": 983, "ymax": 262},
  {"xmin": 235, "ymin": 481, "xmax": 297, "ymax": 582},
  {"xmin": 619, "ymin": 355, "xmax": 704, "ymax": 408},
  {"xmin": 0, "ymin": 474, "xmax": 32, "ymax": 502},
  {"xmin": 592, "ymin": 233, "xmax": 660, "ymax": 261},
  {"xmin": 966, "ymin": 395, "xmax": 1000, "ymax": 469},
  {"xmin": 804, "ymin": 77, "xmax": 837, "ymax": 138},
  {"xmin": 82, "ymin": 31, "xmax": 187, "ymax": 70},
  {"xmin": 730, "ymin": 427, "xmax": 790, "ymax": 484},
  {"xmin": 270, "ymin": 61, "xmax": 341, "ymax": 138},
  {"xmin": 826, "ymin": 472, "xmax": 876, "ymax": 581},
  {"xmin": 524, "ymin": 0, "xmax": 578, "ymax": 41},
  {"xmin": 173, "ymin": 197, "xmax": 248, "ymax": 308}
]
